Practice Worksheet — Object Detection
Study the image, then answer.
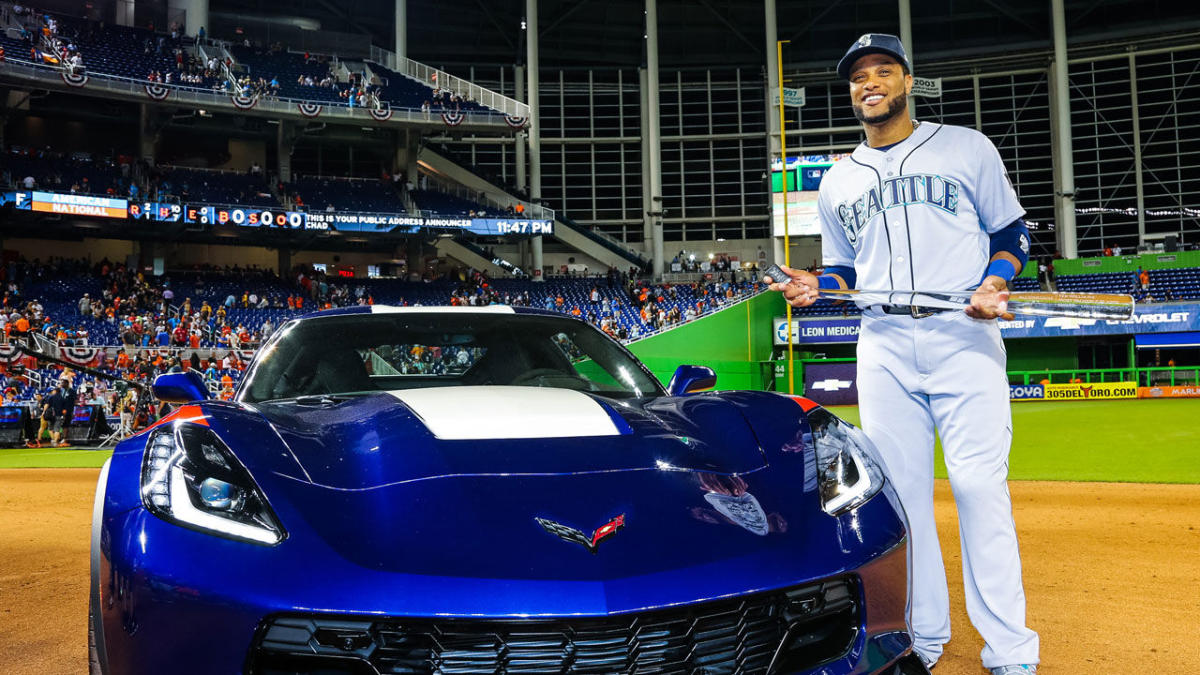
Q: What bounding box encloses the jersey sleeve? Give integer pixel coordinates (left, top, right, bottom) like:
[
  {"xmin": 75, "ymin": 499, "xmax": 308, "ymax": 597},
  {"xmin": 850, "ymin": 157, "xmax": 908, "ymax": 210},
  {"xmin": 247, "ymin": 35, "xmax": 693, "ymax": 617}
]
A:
[
  {"xmin": 818, "ymin": 183, "xmax": 855, "ymax": 269},
  {"xmin": 974, "ymin": 133, "xmax": 1027, "ymax": 233}
]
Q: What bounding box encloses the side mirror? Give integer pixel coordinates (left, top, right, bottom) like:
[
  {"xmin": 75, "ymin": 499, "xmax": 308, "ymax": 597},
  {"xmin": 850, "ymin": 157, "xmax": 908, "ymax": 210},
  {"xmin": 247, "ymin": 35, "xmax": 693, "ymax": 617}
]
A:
[
  {"xmin": 667, "ymin": 365, "xmax": 716, "ymax": 396},
  {"xmin": 152, "ymin": 372, "xmax": 211, "ymax": 404}
]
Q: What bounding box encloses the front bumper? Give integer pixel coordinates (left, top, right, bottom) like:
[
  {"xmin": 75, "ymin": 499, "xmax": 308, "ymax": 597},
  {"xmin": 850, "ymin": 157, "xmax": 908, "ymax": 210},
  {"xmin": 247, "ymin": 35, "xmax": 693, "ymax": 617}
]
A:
[{"xmin": 96, "ymin": 505, "xmax": 910, "ymax": 675}]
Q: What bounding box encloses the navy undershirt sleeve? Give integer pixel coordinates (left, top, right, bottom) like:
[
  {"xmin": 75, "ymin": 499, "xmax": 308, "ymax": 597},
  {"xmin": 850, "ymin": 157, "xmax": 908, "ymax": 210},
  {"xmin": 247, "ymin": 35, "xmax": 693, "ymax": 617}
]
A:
[{"xmin": 818, "ymin": 265, "xmax": 857, "ymax": 289}]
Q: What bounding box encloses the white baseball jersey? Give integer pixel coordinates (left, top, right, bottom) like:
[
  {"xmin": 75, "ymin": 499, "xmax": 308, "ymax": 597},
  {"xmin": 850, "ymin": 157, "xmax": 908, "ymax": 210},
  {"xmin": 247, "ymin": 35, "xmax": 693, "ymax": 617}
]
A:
[
  {"xmin": 818, "ymin": 121, "xmax": 1041, "ymax": 668},
  {"xmin": 818, "ymin": 121, "xmax": 1024, "ymax": 291}
]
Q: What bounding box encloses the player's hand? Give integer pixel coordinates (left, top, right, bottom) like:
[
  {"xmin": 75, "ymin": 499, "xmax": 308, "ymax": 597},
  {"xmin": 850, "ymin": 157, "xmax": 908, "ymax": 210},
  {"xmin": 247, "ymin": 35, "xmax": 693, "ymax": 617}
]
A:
[
  {"xmin": 763, "ymin": 264, "xmax": 820, "ymax": 308},
  {"xmin": 967, "ymin": 276, "xmax": 1014, "ymax": 320}
]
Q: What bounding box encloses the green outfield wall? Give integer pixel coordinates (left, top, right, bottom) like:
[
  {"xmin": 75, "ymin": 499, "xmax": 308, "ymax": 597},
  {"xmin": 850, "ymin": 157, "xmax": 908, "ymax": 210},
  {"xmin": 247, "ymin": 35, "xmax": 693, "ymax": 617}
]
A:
[
  {"xmin": 626, "ymin": 291, "xmax": 786, "ymax": 390},
  {"xmin": 1019, "ymin": 250, "xmax": 1200, "ymax": 277}
]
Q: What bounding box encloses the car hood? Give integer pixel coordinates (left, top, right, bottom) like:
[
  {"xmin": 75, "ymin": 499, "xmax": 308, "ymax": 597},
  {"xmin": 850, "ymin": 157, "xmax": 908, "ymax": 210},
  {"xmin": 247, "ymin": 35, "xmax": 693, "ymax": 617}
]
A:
[{"xmin": 252, "ymin": 387, "xmax": 768, "ymax": 490}]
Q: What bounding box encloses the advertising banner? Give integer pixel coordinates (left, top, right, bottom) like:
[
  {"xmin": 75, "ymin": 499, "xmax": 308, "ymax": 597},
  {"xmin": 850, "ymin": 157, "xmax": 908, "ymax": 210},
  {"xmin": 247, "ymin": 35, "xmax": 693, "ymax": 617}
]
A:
[
  {"xmin": 773, "ymin": 304, "xmax": 1200, "ymax": 344},
  {"xmin": 996, "ymin": 304, "xmax": 1200, "ymax": 338},
  {"xmin": 774, "ymin": 317, "xmax": 861, "ymax": 345},
  {"xmin": 1042, "ymin": 382, "xmax": 1138, "ymax": 401},
  {"xmin": 802, "ymin": 361, "xmax": 859, "ymax": 406},
  {"xmin": 1139, "ymin": 385, "xmax": 1200, "ymax": 399},
  {"xmin": 1008, "ymin": 384, "xmax": 1045, "ymax": 401}
]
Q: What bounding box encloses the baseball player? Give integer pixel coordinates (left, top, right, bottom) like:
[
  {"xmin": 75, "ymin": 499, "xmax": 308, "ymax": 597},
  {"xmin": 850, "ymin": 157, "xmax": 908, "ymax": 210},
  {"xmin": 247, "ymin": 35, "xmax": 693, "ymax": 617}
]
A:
[{"xmin": 766, "ymin": 34, "xmax": 1039, "ymax": 674}]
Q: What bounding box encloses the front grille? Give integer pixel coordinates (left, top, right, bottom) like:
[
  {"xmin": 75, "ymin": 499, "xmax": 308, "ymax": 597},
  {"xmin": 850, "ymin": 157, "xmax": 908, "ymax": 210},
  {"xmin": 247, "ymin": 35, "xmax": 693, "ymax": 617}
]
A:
[{"xmin": 251, "ymin": 578, "xmax": 859, "ymax": 675}]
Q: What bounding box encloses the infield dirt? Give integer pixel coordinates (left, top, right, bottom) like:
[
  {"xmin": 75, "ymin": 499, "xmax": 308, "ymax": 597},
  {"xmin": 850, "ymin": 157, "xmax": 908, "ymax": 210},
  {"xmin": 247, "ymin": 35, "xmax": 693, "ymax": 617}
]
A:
[{"xmin": 2, "ymin": 469, "xmax": 1197, "ymax": 674}]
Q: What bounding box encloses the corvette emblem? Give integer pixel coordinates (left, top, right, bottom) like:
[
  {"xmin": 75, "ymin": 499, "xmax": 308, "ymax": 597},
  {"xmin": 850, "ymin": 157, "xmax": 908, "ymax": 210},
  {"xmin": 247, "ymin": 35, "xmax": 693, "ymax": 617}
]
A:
[{"xmin": 535, "ymin": 514, "xmax": 625, "ymax": 554}]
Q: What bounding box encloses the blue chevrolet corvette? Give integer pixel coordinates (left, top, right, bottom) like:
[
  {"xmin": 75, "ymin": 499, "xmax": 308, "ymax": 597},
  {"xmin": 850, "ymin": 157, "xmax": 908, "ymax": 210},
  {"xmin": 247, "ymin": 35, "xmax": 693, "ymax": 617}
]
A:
[{"xmin": 90, "ymin": 305, "xmax": 925, "ymax": 675}]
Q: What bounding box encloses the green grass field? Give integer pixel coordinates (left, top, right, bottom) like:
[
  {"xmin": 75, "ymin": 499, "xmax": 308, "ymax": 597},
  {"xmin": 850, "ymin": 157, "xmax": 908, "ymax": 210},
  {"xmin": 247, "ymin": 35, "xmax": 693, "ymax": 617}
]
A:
[{"xmin": 1, "ymin": 399, "xmax": 1197, "ymax": 482}]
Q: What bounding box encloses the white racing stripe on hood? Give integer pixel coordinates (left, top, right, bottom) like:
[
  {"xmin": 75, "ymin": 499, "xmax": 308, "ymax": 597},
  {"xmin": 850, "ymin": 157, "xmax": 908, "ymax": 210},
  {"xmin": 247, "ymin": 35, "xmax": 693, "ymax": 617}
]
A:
[{"xmin": 388, "ymin": 386, "xmax": 621, "ymax": 440}]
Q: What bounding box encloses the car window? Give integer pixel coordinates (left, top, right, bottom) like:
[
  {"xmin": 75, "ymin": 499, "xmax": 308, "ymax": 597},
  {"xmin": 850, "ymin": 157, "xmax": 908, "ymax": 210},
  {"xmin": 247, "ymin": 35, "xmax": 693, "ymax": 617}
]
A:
[
  {"xmin": 240, "ymin": 312, "xmax": 664, "ymax": 402},
  {"xmin": 360, "ymin": 344, "xmax": 486, "ymax": 376}
]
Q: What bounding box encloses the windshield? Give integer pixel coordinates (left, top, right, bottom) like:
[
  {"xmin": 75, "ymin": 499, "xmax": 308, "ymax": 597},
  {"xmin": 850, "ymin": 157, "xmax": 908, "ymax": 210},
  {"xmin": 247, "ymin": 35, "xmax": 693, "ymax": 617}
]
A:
[{"xmin": 239, "ymin": 311, "xmax": 665, "ymax": 402}]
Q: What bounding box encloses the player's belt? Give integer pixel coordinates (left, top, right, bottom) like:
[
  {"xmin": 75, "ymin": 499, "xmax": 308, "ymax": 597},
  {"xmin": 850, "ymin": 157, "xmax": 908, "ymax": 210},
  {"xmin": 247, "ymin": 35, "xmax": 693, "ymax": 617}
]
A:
[{"xmin": 878, "ymin": 305, "xmax": 951, "ymax": 319}]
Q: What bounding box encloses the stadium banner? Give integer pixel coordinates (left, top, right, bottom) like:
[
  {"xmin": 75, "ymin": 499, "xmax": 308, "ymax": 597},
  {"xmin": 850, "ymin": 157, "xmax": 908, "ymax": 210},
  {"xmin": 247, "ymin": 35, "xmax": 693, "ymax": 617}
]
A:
[
  {"xmin": 802, "ymin": 361, "xmax": 858, "ymax": 406},
  {"xmin": 1041, "ymin": 382, "xmax": 1138, "ymax": 401},
  {"xmin": 1009, "ymin": 384, "xmax": 1045, "ymax": 401},
  {"xmin": 773, "ymin": 317, "xmax": 861, "ymax": 345},
  {"xmin": 1139, "ymin": 385, "xmax": 1200, "ymax": 399},
  {"xmin": 0, "ymin": 190, "xmax": 128, "ymax": 218},
  {"xmin": 442, "ymin": 109, "xmax": 465, "ymax": 126},
  {"xmin": 769, "ymin": 303, "xmax": 1200, "ymax": 344},
  {"xmin": 996, "ymin": 304, "xmax": 1200, "ymax": 338},
  {"xmin": 304, "ymin": 212, "xmax": 554, "ymax": 236}
]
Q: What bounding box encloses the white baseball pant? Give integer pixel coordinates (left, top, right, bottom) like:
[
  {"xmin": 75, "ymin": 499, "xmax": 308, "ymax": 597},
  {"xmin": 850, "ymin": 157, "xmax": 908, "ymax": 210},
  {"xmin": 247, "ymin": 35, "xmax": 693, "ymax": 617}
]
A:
[{"xmin": 855, "ymin": 307, "xmax": 1039, "ymax": 669}]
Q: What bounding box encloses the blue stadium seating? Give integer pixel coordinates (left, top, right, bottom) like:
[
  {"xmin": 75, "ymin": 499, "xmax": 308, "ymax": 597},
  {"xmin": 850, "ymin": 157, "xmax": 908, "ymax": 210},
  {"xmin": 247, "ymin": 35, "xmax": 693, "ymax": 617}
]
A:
[
  {"xmin": 48, "ymin": 15, "xmax": 218, "ymax": 89},
  {"xmin": 4, "ymin": 148, "xmax": 131, "ymax": 196},
  {"xmin": 228, "ymin": 46, "xmax": 347, "ymax": 103},
  {"xmin": 289, "ymin": 177, "xmax": 406, "ymax": 212},
  {"xmin": 410, "ymin": 189, "xmax": 490, "ymax": 216},
  {"xmin": 155, "ymin": 166, "xmax": 279, "ymax": 207}
]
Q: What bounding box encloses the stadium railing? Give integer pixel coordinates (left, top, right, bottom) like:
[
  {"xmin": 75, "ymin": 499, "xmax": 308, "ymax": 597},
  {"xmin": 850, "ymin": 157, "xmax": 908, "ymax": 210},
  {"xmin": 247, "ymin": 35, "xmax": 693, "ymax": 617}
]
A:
[
  {"xmin": 367, "ymin": 45, "xmax": 528, "ymax": 119},
  {"xmin": 0, "ymin": 55, "xmax": 516, "ymax": 128},
  {"xmin": 1007, "ymin": 367, "xmax": 1198, "ymax": 386}
]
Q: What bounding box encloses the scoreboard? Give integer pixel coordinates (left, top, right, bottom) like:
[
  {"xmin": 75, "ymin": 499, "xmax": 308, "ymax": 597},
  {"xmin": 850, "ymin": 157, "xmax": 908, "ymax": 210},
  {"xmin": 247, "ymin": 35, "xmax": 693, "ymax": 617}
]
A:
[{"xmin": 3, "ymin": 190, "xmax": 549, "ymax": 237}]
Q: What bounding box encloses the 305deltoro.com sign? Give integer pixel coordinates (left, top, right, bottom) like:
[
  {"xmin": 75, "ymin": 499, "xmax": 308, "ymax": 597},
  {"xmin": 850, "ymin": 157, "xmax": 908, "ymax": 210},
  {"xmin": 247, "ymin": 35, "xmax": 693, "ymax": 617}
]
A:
[{"xmin": 1009, "ymin": 382, "xmax": 1138, "ymax": 401}]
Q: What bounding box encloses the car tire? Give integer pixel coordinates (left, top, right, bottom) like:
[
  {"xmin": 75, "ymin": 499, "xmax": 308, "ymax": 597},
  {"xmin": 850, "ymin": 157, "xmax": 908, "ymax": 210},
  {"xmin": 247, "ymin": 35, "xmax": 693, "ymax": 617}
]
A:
[{"xmin": 88, "ymin": 594, "xmax": 104, "ymax": 675}]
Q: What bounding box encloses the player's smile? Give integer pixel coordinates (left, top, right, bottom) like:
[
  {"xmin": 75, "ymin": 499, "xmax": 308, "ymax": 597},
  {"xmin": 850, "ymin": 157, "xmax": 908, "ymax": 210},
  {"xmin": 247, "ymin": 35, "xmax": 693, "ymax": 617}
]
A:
[{"xmin": 862, "ymin": 92, "xmax": 887, "ymax": 107}]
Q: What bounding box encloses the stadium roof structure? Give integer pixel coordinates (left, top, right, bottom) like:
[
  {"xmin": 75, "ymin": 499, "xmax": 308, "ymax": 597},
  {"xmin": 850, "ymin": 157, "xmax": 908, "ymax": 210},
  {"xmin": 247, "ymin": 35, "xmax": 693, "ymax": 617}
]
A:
[{"xmin": 209, "ymin": 0, "xmax": 1200, "ymax": 71}]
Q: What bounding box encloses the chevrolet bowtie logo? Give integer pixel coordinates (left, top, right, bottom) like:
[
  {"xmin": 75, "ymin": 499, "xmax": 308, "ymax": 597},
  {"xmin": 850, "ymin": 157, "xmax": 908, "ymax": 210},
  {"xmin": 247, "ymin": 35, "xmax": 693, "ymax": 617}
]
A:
[
  {"xmin": 535, "ymin": 515, "xmax": 625, "ymax": 554},
  {"xmin": 811, "ymin": 378, "xmax": 852, "ymax": 391}
]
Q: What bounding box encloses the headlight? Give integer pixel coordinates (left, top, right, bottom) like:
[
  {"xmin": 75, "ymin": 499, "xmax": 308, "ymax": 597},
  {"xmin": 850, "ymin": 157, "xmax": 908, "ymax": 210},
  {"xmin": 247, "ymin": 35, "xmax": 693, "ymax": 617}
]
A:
[
  {"xmin": 140, "ymin": 423, "xmax": 286, "ymax": 545},
  {"xmin": 807, "ymin": 407, "xmax": 886, "ymax": 515}
]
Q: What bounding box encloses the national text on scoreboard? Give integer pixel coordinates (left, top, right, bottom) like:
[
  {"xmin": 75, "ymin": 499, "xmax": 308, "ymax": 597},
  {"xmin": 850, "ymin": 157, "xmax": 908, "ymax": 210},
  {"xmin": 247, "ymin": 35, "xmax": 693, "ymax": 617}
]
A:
[{"xmin": 4, "ymin": 190, "xmax": 128, "ymax": 218}]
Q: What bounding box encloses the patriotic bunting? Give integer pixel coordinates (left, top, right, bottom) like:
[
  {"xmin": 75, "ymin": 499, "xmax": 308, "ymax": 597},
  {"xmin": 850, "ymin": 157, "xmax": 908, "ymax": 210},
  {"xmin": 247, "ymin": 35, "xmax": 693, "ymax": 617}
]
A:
[
  {"xmin": 60, "ymin": 347, "xmax": 102, "ymax": 368},
  {"xmin": 145, "ymin": 83, "xmax": 171, "ymax": 100},
  {"xmin": 368, "ymin": 103, "xmax": 393, "ymax": 122},
  {"xmin": 230, "ymin": 94, "xmax": 257, "ymax": 109},
  {"xmin": 61, "ymin": 71, "xmax": 88, "ymax": 87}
]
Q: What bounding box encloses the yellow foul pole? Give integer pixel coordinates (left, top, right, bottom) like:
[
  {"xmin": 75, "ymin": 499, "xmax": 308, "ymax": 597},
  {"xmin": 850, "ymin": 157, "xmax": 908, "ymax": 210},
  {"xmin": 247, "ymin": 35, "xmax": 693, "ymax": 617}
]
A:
[{"xmin": 777, "ymin": 40, "xmax": 794, "ymax": 395}]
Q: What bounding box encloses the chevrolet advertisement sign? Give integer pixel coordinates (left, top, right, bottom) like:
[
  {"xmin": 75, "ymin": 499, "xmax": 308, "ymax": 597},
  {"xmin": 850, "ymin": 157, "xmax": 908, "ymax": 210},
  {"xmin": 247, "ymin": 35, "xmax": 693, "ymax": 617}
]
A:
[{"xmin": 776, "ymin": 303, "xmax": 1200, "ymax": 344}]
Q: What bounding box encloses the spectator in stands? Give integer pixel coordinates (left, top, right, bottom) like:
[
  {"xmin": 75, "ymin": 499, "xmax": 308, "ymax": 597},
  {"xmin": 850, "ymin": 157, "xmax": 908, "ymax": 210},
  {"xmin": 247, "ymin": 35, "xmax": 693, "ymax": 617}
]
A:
[{"xmin": 1139, "ymin": 267, "xmax": 1150, "ymax": 290}]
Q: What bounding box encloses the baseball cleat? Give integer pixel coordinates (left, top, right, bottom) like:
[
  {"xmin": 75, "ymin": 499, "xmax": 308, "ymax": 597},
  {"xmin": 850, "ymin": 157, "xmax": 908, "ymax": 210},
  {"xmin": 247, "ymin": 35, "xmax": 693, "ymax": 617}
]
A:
[{"xmin": 989, "ymin": 665, "xmax": 1037, "ymax": 675}]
